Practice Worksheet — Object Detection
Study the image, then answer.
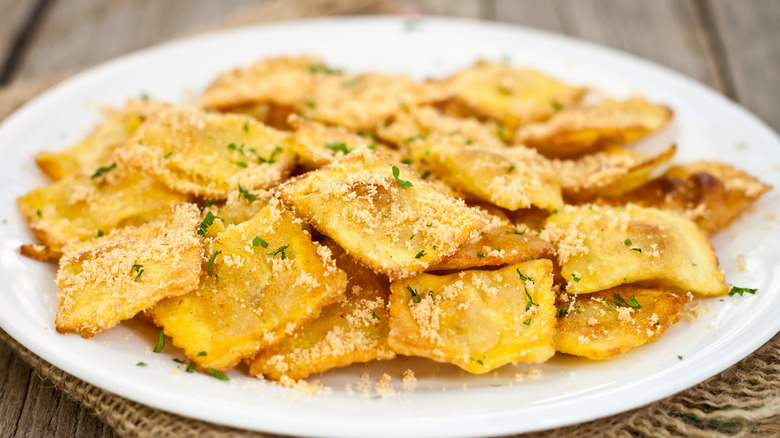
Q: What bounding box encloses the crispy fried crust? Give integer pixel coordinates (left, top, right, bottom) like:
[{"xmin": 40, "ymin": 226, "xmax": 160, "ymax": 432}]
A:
[
  {"xmin": 18, "ymin": 164, "xmax": 190, "ymax": 255},
  {"xmin": 388, "ymin": 260, "xmax": 556, "ymax": 373},
  {"xmin": 55, "ymin": 203, "xmax": 203, "ymax": 338},
  {"xmin": 278, "ymin": 147, "xmax": 484, "ymax": 279},
  {"xmin": 515, "ymin": 97, "xmax": 673, "ymax": 158},
  {"xmin": 435, "ymin": 60, "xmax": 587, "ymax": 131},
  {"xmin": 409, "ymin": 137, "xmax": 563, "ymax": 211},
  {"xmin": 554, "ymin": 285, "xmax": 690, "ymax": 360},
  {"xmin": 595, "ymin": 161, "xmax": 772, "ymax": 235},
  {"xmin": 148, "ymin": 200, "xmax": 347, "ymax": 371},
  {"xmin": 116, "ymin": 105, "xmax": 296, "ymax": 199},
  {"xmin": 543, "ymin": 204, "xmax": 728, "ymax": 296},
  {"xmin": 36, "ymin": 99, "xmax": 171, "ymax": 180},
  {"xmin": 249, "ymin": 239, "xmax": 395, "ymax": 380}
]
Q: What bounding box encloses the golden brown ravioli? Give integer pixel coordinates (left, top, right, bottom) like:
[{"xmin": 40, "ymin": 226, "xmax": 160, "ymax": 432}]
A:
[{"xmin": 388, "ymin": 260, "xmax": 557, "ymax": 373}]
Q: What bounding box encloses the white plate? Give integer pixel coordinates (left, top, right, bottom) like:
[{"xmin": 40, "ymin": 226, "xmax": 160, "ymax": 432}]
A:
[{"xmin": 1, "ymin": 16, "xmax": 779, "ymax": 438}]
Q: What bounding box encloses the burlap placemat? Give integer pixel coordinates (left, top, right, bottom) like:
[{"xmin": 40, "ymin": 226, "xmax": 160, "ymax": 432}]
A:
[{"xmin": 2, "ymin": 1, "xmax": 779, "ymax": 436}]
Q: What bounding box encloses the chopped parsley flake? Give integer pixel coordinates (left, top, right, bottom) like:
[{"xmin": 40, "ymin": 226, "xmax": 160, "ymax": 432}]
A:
[
  {"xmin": 571, "ymin": 273, "xmax": 581, "ymax": 283},
  {"xmin": 507, "ymin": 228, "xmax": 525, "ymax": 235},
  {"xmin": 631, "ymin": 247, "xmax": 642, "ymax": 253},
  {"xmin": 678, "ymin": 355, "xmax": 683, "ymax": 360},
  {"xmin": 36, "ymin": 209, "xmax": 42, "ymax": 217},
  {"xmin": 496, "ymin": 125, "xmax": 506, "ymax": 141},
  {"xmin": 97, "ymin": 229, "xmax": 103, "ymax": 237},
  {"xmin": 185, "ymin": 362, "xmax": 196, "ymax": 373},
  {"xmin": 173, "ymin": 358, "xmax": 186, "ymax": 364},
  {"xmin": 404, "ymin": 134, "xmax": 425, "ymax": 143},
  {"xmin": 163, "ymin": 151, "xmax": 173, "ymax": 159},
  {"xmin": 624, "ymin": 239, "xmax": 632, "ymax": 246},
  {"xmin": 507, "ymin": 165, "xmax": 515, "ymax": 173},
  {"xmin": 201, "ymin": 198, "xmax": 216, "ymax": 212},
  {"xmin": 325, "ymin": 141, "xmax": 350, "ymax": 155},
  {"xmin": 237, "ymin": 184, "xmax": 257, "ymax": 201},
  {"xmin": 524, "ymin": 286, "xmax": 538, "ymax": 311},
  {"xmin": 309, "ymin": 64, "xmax": 340, "ymax": 75},
  {"xmin": 552, "ymin": 100, "xmax": 563, "ymax": 111},
  {"xmin": 477, "ymin": 251, "xmax": 485, "ymax": 258},
  {"xmin": 728, "ymin": 286, "xmax": 757, "ymax": 297},
  {"xmin": 257, "ymin": 146, "xmax": 283, "ymax": 164},
  {"xmin": 557, "ymin": 308, "xmax": 568, "ymax": 317},
  {"xmin": 626, "ymin": 295, "xmax": 642, "ymax": 309},
  {"xmin": 252, "ymin": 237, "xmax": 268, "ymax": 248},
  {"xmin": 426, "ymin": 223, "xmax": 433, "ymax": 227},
  {"xmin": 372, "ymin": 312, "xmax": 380, "ymax": 320},
  {"xmin": 268, "ymin": 245, "xmax": 289, "ymax": 260},
  {"xmin": 243, "ymin": 122, "xmax": 249, "ymax": 132},
  {"xmin": 207, "ymin": 250, "xmax": 221, "ymax": 277},
  {"xmin": 227, "ymin": 142, "xmax": 245, "ymax": 155},
  {"xmin": 153, "ymin": 330, "xmax": 165, "ymax": 353},
  {"xmin": 136, "ymin": 362, "xmax": 147, "ymax": 367},
  {"xmin": 90, "ymin": 162, "xmax": 116, "ymax": 179},
  {"xmin": 392, "ymin": 165, "xmax": 413, "ymax": 188},
  {"xmin": 470, "ymin": 357, "xmax": 484, "ymax": 365},
  {"xmin": 420, "ymin": 170, "xmax": 431, "ymax": 179},
  {"xmin": 516, "ymin": 268, "xmax": 534, "ymax": 284},
  {"xmin": 415, "ymin": 250, "xmax": 426, "ymax": 259},
  {"xmin": 233, "ymin": 161, "xmax": 248, "ymax": 168},
  {"xmin": 197, "ymin": 211, "xmax": 216, "ymax": 236},
  {"xmin": 523, "ymin": 317, "xmax": 532, "ymax": 325},
  {"xmin": 367, "ymin": 143, "xmax": 377, "ymax": 151},
  {"xmin": 197, "ymin": 351, "xmax": 207, "ymax": 357},
  {"xmin": 132, "ymin": 264, "xmax": 144, "ymax": 282},
  {"xmin": 407, "ymin": 286, "xmax": 421, "ymax": 303},
  {"xmin": 207, "ymin": 368, "xmax": 229, "ymax": 381}
]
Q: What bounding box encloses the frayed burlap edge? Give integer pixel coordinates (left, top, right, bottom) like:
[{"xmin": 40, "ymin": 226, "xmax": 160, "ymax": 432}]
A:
[
  {"xmin": 2, "ymin": 328, "xmax": 778, "ymax": 438},
  {"xmin": 2, "ymin": 0, "xmax": 779, "ymax": 434}
]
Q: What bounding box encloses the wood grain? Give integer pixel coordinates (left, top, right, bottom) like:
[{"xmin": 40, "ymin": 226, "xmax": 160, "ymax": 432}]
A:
[
  {"xmin": 707, "ymin": 0, "xmax": 780, "ymax": 131},
  {"xmin": 0, "ymin": 0, "xmax": 42, "ymax": 83},
  {"xmin": 12, "ymin": 0, "xmax": 258, "ymax": 80}
]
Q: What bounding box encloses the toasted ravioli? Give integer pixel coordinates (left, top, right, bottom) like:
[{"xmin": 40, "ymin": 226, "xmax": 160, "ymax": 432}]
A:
[
  {"xmin": 596, "ymin": 161, "xmax": 771, "ymax": 235},
  {"xmin": 36, "ymin": 99, "xmax": 171, "ymax": 180},
  {"xmin": 289, "ymin": 115, "xmax": 398, "ymax": 168},
  {"xmin": 555, "ymin": 285, "xmax": 690, "ymax": 360},
  {"xmin": 553, "ymin": 144, "xmax": 677, "ymax": 202},
  {"xmin": 18, "ymin": 165, "xmax": 190, "ymax": 256},
  {"xmin": 55, "ymin": 204, "xmax": 202, "ymax": 338},
  {"xmin": 148, "ymin": 201, "xmax": 347, "ymax": 371},
  {"xmin": 376, "ymin": 106, "xmax": 505, "ymax": 151},
  {"xmin": 301, "ymin": 72, "xmax": 446, "ymax": 133},
  {"xmin": 249, "ymin": 239, "xmax": 395, "ymax": 380},
  {"xmin": 198, "ymin": 55, "xmax": 326, "ymax": 112},
  {"xmin": 278, "ymin": 148, "xmax": 484, "ymax": 279},
  {"xmin": 410, "ymin": 137, "xmax": 562, "ymax": 211},
  {"xmin": 116, "ymin": 106, "xmax": 296, "ymax": 199},
  {"xmin": 429, "ymin": 209, "xmax": 554, "ymax": 271},
  {"xmin": 437, "ymin": 60, "xmax": 586, "ymax": 130},
  {"xmin": 543, "ymin": 204, "xmax": 728, "ymax": 296},
  {"xmin": 388, "ymin": 260, "xmax": 556, "ymax": 373},
  {"xmin": 515, "ymin": 98, "xmax": 673, "ymax": 158}
]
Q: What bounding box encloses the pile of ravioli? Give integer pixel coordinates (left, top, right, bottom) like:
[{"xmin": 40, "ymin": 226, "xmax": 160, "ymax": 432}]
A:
[{"xmin": 18, "ymin": 56, "xmax": 771, "ymax": 380}]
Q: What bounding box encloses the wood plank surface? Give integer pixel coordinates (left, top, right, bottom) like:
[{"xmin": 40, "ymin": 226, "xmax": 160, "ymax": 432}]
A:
[
  {"xmin": 707, "ymin": 0, "xmax": 780, "ymax": 131},
  {"xmin": 0, "ymin": 1, "xmax": 777, "ymax": 437}
]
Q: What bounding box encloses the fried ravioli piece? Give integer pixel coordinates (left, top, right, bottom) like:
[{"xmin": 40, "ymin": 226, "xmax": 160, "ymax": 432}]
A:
[
  {"xmin": 301, "ymin": 72, "xmax": 446, "ymax": 133},
  {"xmin": 249, "ymin": 239, "xmax": 395, "ymax": 380},
  {"xmin": 552, "ymin": 144, "xmax": 677, "ymax": 202},
  {"xmin": 148, "ymin": 201, "xmax": 347, "ymax": 371},
  {"xmin": 388, "ymin": 260, "xmax": 556, "ymax": 374},
  {"xmin": 436, "ymin": 60, "xmax": 586, "ymax": 130},
  {"xmin": 18, "ymin": 164, "xmax": 190, "ymax": 256},
  {"xmin": 429, "ymin": 208, "xmax": 554, "ymax": 271},
  {"xmin": 288, "ymin": 115, "xmax": 399, "ymax": 168},
  {"xmin": 36, "ymin": 99, "xmax": 171, "ymax": 180},
  {"xmin": 409, "ymin": 136, "xmax": 563, "ymax": 211},
  {"xmin": 515, "ymin": 98, "xmax": 673, "ymax": 158},
  {"xmin": 116, "ymin": 106, "xmax": 296, "ymax": 199},
  {"xmin": 376, "ymin": 106, "xmax": 506, "ymax": 151},
  {"xmin": 55, "ymin": 203, "xmax": 202, "ymax": 338},
  {"xmin": 596, "ymin": 161, "xmax": 771, "ymax": 235},
  {"xmin": 278, "ymin": 147, "xmax": 484, "ymax": 279},
  {"xmin": 554, "ymin": 285, "xmax": 691, "ymax": 360},
  {"xmin": 543, "ymin": 204, "xmax": 728, "ymax": 296},
  {"xmin": 198, "ymin": 55, "xmax": 326, "ymax": 112}
]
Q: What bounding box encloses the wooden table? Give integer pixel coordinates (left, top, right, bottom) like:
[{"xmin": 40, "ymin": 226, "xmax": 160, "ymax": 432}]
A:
[{"xmin": 0, "ymin": 1, "xmax": 777, "ymax": 436}]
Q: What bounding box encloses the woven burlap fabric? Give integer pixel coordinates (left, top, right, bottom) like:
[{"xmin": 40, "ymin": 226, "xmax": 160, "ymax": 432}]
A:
[{"xmin": 2, "ymin": 1, "xmax": 779, "ymax": 436}]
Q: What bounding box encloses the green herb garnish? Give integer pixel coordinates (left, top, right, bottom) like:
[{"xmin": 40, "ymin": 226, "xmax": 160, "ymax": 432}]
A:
[
  {"xmin": 197, "ymin": 351, "xmax": 207, "ymax": 357},
  {"xmin": 207, "ymin": 368, "xmax": 229, "ymax": 381},
  {"xmin": 185, "ymin": 362, "xmax": 196, "ymax": 373},
  {"xmin": 325, "ymin": 141, "xmax": 350, "ymax": 155},
  {"xmin": 516, "ymin": 268, "xmax": 534, "ymax": 284},
  {"xmin": 97, "ymin": 230, "xmax": 103, "ymax": 237},
  {"xmin": 552, "ymin": 100, "xmax": 563, "ymax": 111},
  {"xmin": 406, "ymin": 285, "xmax": 421, "ymax": 303},
  {"xmin": 163, "ymin": 151, "xmax": 173, "ymax": 159},
  {"xmin": 201, "ymin": 198, "xmax": 216, "ymax": 212},
  {"xmin": 415, "ymin": 250, "xmax": 426, "ymax": 259},
  {"xmin": 252, "ymin": 237, "xmax": 268, "ymax": 248},
  {"xmin": 571, "ymin": 273, "xmax": 581, "ymax": 283},
  {"xmin": 557, "ymin": 308, "xmax": 568, "ymax": 317},
  {"xmin": 477, "ymin": 251, "xmax": 485, "ymax": 258},
  {"xmin": 207, "ymin": 251, "xmax": 221, "ymax": 277},
  {"xmin": 153, "ymin": 330, "xmax": 165, "ymax": 353},
  {"xmin": 420, "ymin": 170, "xmax": 431, "ymax": 180},
  {"xmin": 523, "ymin": 317, "xmax": 532, "ymax": 325},
  {"xmin": 392, "ymin": 165, "xmax": 413, "ymax": 188},
  {"xmin": 91, "ymin": 162, "xmax": 116, "ymax": 179},
  {"xmin": 237, "ymin": 183, "xmax": 257, "ymax": 201},
  {"xmin": 269, "ymin": 245, "xmax": 289, "ymax": 260},
  {"xmin": 372, "ymin": 312, "xmax": 380, "ymax": 320},
  {"xmin": 136, "ymin": 362, "xmax": 147, "ymax": 367},
  {"xmin": 133, "ymin": 264, "xmax": 144, "ymax": 282},
  {"xmin": 728, "ymin": 286, "xmax": 757, "ymax": 297},
  {"xmin": 257, "ymin": 146, "xmax": 283, "ymax": 164},
  {"xmin": 197, "ymin": 211, "xmax": 216, "ymax": 236}
]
